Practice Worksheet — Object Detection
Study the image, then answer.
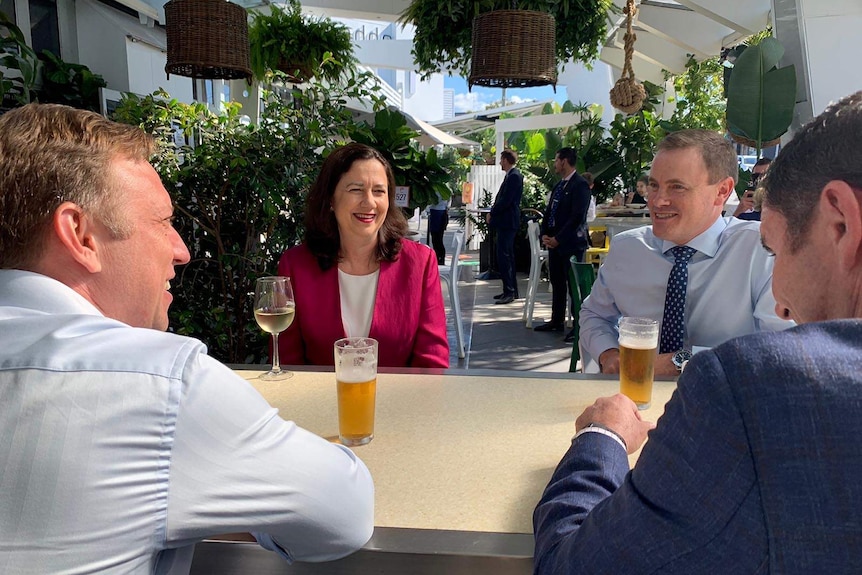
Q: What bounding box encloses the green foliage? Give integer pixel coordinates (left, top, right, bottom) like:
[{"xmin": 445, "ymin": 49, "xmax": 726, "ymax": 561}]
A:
[
  {"xmin": 113, "ymin": 73, "xmax": 383, "ymax": 364},
  {"xmin": 0, "ymin": 11, "xmax": 38, "ymax": 107},
  {"xmin": 400, "ymin": 0, "xmax": 613, "ymax": 80},
  {"xmin": 608, "ymin": 110, "xmax": 662, "ymax": 192},
  {"xmin": 726, "ymin": 36, "xmax": 796, "ymax": 155},
  {"xmin": 37, "ymin": 50, "xmax": 107, "ymax": 112},
  {"xmin": 668, "ymin": 55, "xmax": 726, "ymax": 131},
  {"xmin": 347, "ymin": 108, "xmax": 457, "ymax": 211},
  {"xmin": 248, "ymin": 0, "xmax": 356, "ymax": 83}
]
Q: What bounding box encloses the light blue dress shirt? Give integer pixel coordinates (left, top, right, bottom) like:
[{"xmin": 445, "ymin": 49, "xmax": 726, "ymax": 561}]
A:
[
  {"xmin": 579, "ymin": 217, "xmax": 793, "ymax": 365},
  {"xmin": 0, "ymin": 270, "xmax": 374, "ymax": 575}
]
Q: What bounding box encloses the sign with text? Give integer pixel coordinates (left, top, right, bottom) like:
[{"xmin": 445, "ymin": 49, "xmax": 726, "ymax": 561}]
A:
[{"xmin": 395, "ymin": 186, "xmax": 410, "ymax": 208}]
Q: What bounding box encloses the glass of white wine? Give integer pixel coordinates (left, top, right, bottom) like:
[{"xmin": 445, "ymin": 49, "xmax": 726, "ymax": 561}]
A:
[{"xmin": 254, "ymin": 276, "xmax": 296, "ymax": 381}]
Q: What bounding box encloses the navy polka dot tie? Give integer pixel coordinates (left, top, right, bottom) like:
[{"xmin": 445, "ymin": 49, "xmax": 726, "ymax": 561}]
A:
[{"xmin": 659, "ymin": 246, "xmax": 697, "ymax": 354}]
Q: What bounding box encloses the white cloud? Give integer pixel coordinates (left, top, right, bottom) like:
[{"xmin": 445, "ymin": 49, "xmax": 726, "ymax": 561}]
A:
[
  {"xmin": 453, "ymin": 92, "xmax": 493, "ymax": 113},
  {"xmin": 452, "ymin": 91, "xmax": 539, "ymax": 113}
]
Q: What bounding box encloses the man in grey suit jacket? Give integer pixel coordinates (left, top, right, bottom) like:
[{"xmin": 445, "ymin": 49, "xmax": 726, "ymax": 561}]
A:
[{"xmin": 534, "ymin": 90, "xmax": 862, "ymax": 573}]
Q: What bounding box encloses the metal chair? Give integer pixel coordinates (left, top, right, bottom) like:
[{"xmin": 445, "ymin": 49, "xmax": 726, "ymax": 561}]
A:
[
  {"xmin": 567, "ymin": 257, "xmax": 596, "ymax": 372},
  {"xmin": 522, "ymin": 220, "xmax": 549, "ymax": 328},
  {"xmin": 438, "ymin": 231, "xmax": 466, "ymax": 358}
]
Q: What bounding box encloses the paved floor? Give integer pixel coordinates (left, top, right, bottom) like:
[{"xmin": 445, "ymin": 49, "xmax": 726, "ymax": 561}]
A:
[{"xmin": 429, "ymin": 224, "xmax": 576, "ymax": 373}]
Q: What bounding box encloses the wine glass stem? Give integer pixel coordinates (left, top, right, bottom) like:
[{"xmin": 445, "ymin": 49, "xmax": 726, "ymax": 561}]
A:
[{"xmin": 271, "ymin": 332, "xmax": 281, "ymax": 373}]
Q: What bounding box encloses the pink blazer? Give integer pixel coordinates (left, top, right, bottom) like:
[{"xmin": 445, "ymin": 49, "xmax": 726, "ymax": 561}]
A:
[{"xmin": 277, "ymin": 239, "xmax": 450, "ymax": 368}]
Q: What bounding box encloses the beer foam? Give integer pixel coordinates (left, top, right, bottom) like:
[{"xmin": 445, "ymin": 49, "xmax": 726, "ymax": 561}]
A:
[{"xmin": 618, "ymin": 334, "xmax": 658, "ymax": 350}]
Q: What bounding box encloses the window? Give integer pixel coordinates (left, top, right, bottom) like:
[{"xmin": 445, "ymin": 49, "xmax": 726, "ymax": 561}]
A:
[
  {"xmin": 29, "ymin": 0, "xmax": 60, "ymax": 57},
  {"xmin": 1, "ymin": 0, "xmax": 16, "ymax": 22}
]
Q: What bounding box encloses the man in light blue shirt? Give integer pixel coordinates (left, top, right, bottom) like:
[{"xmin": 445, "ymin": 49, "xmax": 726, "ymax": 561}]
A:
[
  {"xmin": 0, "ymin": 104, "xmax": 374, "ymax": 574},
  {"xmin": 580, "ymin": 129, "xmax": 792, "ymax": 375}
]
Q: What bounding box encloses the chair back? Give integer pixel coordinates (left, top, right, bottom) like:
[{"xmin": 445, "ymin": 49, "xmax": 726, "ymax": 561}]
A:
[
  {"xmin": 527, "ymin": 220, "xmax": 541, "ymax": 258},
  {"xmin": 450, "ymin": 231, "xmax": 464, "ymax": 271},
  {"xmin": 568, "ymin": 258, "xmax": 597, "ymax": 372}
]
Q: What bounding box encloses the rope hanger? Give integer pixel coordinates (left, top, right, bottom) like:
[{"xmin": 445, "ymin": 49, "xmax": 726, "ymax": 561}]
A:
[{"xmin": 609, "ymin": 0, "xmax": 646, "ymax": 114}]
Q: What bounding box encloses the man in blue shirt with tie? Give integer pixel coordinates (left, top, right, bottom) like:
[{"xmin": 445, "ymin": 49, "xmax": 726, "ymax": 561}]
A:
[
  {"xmin": 535, "ymin": 89, "xmax": 862, "ymax": 575},
  {"xmin": 579, "ymin": 130, "xmax": 791, "ymax": 375}
]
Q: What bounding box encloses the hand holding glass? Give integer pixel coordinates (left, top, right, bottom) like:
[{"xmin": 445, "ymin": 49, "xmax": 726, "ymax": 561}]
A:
[
  {"xmin": 618, "ymin": 317, "xmax": 658, "ymax": 410},
  {"xmin": 334, "ymin": 337, "xmax": 378, "ymax": 446},
  {"xmin": 254, "ymin": 276, "xmax": 295, "ymax": 381}
]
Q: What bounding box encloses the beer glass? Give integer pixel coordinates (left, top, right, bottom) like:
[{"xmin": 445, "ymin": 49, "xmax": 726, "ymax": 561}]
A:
[
  {"xmin": 618, "ymin": 317, "xmax": 659, "ymax": 410},
  {"xmin": 334, "ymin": 337, "xmax": 378, "ymax": 446}
]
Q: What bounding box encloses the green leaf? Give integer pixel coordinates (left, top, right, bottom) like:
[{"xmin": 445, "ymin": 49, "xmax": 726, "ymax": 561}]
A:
[{"xmin": 726, "ymin": 37, "xmax": 797, "ymax": 151}]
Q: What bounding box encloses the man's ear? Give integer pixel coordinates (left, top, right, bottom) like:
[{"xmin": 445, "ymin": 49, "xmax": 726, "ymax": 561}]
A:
[
  {"xmin": 819, "ymin": 180, "xmax": 862, "ymax": 270},
  {"xmin": 53, "ymin": 202, "xmax": 103, "ymax": 273},
  {"xmin": 714, "ymin": 176, "xmax": 735, "ymax": 206}
]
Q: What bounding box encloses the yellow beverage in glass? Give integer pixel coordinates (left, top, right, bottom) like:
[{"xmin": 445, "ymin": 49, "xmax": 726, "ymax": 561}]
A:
[
  {"xmin": 337, "ymin": 377, "xmax": 376, "ymax": 446},
  {"xmin": 618, "ymin": 317, "xmax": 659, "ymax": 410},
  {"xmin": 334, "ymin": 337, "xmax": 378, "ymax": 446}
]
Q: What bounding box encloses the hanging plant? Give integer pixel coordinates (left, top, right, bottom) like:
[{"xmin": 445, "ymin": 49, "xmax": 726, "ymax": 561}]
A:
[
  {"xmin": 725, "ymin": 36, "xmax": 796, "ymax": 156},
  {"xmin": 248, "ymin": 0, "xmax": 356, "ymax": 83},
  {"xmin": 400, "ymin": 0, "xmax": 613, "ymax": 80}
]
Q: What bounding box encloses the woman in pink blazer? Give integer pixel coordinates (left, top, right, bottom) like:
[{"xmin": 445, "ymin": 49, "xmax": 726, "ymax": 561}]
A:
[{"xmin": 277, "ymin": 143, "xmax": 449, "ymax": 368}]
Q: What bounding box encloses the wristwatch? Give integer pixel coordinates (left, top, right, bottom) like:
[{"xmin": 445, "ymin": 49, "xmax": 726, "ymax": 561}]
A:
[{"xmin": 671, "ymin": 349, "xmax": 692, "ymax": 372}]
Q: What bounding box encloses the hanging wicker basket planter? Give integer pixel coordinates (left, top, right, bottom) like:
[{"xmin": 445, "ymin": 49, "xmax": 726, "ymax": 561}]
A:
[
  {"xmin": 609, "ymin": 0, "xmax": 645, "ymax": 114},
  {"xmin": 468, "ymin": 9, "xmax": 557, "ymax": 90},
  {"xmin": 165, "ymin": 0, "xmax": 252, "ymax": 82},
  {"xmin": 276, "ymin": 60, "xmax": 314, "ymax": 83}
]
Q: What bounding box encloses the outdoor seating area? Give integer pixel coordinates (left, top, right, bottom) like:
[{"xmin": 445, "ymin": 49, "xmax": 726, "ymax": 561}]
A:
[
  {"xmin": 428, "ymin": 223, "xmax": 575, "ymax": 372},
  {"xmin": 4, "ymin": 0, "xmax": 862, "ymax": 573}
]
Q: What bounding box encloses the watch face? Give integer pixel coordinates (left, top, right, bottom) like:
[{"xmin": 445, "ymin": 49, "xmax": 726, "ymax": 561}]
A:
[{"xmin": 673, "ymin": 350, "xmax": 692, "ymax": 368}]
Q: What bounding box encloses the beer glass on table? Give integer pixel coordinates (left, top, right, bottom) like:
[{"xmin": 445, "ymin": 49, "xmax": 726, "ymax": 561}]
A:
[
  {"xmin": 618, "ymin": 317, "xmax": 659, "ymax": 410},
  {"xmin": 254, "ymin": 276, "xmax": 295, "ymax": 381},
  {"xmin": 334, "ymin": 337, "xmax": 378, "ymax": 446}
]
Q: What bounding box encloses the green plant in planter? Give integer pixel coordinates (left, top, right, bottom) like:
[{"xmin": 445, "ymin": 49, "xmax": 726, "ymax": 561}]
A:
[
  {"xmin": 400, "ymin": 0, "xmax": 613, "ymax": 80},
  {"xmin": 37, "ymin": 50, "xmax": 107, "ymax": 112},
  {"xmin": 347, "ymin": 108, "xmax": 456, "ymax": 212},
  {"xmin": 0, "ymin": 11, "xmax": 38, "ymax": 108},
  {"xmin": 726, "ymin": 36, "xmax": 796, "ymax": 157},
  {"xmin": 248, "ymin": 0, "xmax": 356, "ymax": 83}
]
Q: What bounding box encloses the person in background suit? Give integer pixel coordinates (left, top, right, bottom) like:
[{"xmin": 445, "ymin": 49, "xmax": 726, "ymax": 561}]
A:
[
  {"xmin": 534, "ymin": 147, "xmax": 591, "ymax": 335},
  {"xmin": 488, "ymin": 149, "xmax": 523, "ymax": 304},
  {"xmin": 533, "ymin": 90, "xmax": 862, "ymax": 574},
  {"xmin": 428, "ymin": 192, "xmax": 449, "ymax": 265}
]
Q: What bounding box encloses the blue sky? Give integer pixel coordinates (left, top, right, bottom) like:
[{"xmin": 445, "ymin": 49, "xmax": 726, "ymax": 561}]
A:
[{"xmin": 444, "ymin": 76, "xmax": 570, "ymax": 114}]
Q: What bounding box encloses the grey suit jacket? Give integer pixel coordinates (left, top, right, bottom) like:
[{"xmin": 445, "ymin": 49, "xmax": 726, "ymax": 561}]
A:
[{"xmin": 534, "ymin": 320, "xmax": 862, "ymax": 574}]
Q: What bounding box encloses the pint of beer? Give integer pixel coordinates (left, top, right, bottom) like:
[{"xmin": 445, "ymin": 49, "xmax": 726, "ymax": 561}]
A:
[
  {"xmin": 618, "ymin": 317, "xmax": 658, "ymax": 410},
  {"xmin": 334, "ymin": 337, "xmax": 378, "ymax": 446}
]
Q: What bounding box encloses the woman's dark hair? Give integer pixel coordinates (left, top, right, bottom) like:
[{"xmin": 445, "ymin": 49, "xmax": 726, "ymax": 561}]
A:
[{"xmin": 305, "ymin": 143, "xmax": 409, "ymax": 270}]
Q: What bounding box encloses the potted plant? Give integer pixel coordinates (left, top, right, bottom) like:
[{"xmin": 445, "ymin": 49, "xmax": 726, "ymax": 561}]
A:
[
  {"xmin": 248, "ymin": 0, "xmax": 356, "ymax": 83},
  {"xmin": 347, "ymin": 108, "xmax": 456, "ymax": 213},
  {"xmin": 725, "ymin": 36, "xmax": 796, "ymax": 157},
  {"xmin": 399, "ymin": 0, "xmax": 612, "ymax": 80}
]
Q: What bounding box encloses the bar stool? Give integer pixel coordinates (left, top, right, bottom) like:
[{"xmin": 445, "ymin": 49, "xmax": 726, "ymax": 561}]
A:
[{"xmin": 438, "ymin": 231, "xmax": 466, "ymax": 358}]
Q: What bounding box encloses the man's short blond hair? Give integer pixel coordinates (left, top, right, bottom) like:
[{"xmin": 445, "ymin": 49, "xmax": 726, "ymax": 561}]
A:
[{"xmin": 0, "ymin": 103, "xmax": 156, "ymax": 268}]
